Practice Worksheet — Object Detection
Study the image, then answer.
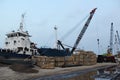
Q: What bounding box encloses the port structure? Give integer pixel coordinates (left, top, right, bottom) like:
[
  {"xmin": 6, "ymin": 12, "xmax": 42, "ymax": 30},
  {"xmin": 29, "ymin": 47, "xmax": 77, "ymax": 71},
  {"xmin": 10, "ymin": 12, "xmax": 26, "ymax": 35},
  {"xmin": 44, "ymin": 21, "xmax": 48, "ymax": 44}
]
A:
[
  {"xmin": 115, "ymin": 34, "xmax": 119, "ymax": 54},
  {"xmin": 97, "ymin": 38, "xmax": 100, "ymax": 54},
  {"xmin": 116, "ymin": 30, "xmax": 120, "ymax": 47},
  {"xmin": 116, "ymin": 30, "xmax": 120, "ymax": 53},
  {"xmin": 55, "ymin": 8, "xmax": 97, "ymax": 54},
  {"xmin": 70, "ymin": 8, "xmax": 97, "ymax": 54},
  {"xmin": 109, "ymin": 23, "xmax": 114, "ymax": 54}
]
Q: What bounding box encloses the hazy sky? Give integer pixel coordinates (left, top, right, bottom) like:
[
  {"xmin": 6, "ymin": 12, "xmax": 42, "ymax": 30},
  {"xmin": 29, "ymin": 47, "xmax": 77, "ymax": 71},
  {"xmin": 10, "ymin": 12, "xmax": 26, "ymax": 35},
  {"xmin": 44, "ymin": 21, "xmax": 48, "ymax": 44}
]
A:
[{"xmin": 0, "ymin": 0, "xmax": 120, "ymax": 54}]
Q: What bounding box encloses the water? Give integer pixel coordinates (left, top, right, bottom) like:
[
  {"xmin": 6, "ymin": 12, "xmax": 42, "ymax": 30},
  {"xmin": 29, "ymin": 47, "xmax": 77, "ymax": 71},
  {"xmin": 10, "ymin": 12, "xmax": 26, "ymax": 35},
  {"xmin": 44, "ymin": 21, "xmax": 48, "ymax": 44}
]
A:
[
  {"xmin": 63, "ymin": 65, "xmax": 120, "ymax": 80},
  {"xmin": 33, "ymin": 65, "xmax": 120, "ymax": 80},
  {"xmin": 94, "ymin": 65, "xmax": 120, "ymax": 80},
  {"xmin": 61, "ymin": 70, "xmax": 97, "ymax": 80}
]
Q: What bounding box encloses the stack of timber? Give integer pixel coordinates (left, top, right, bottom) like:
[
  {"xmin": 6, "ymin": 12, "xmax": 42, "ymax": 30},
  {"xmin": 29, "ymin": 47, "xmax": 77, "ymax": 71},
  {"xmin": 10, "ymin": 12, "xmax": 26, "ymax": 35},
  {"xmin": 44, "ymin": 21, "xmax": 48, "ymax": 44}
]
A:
[
  {"xmin": 72, "ymin": 50, "xmax": 84, "ymax": 65},
  {"xmin": 55, "ymin": 57, "xmax": 65, "ymax": 67},
  {"xmin": 72, "ymin": 50, "xmax": 97, "ymax": 66},
  {"xmin": 34, "ymin": 50, "xmax": 97, "ymax": 68},
  {"xmin": 83, "ymin": 51, "xmax": 97, "ymax": 66},
  {"xmin": 55, "ymin": 56, "xmax": 74, "ymax": 67},
  {"xmin": 35, "ymin": 56, "xmax": 55, "ymax": 69},
  {"xmin": 64, "ymin": 56, "xmax": 74, "ymax": 65}
]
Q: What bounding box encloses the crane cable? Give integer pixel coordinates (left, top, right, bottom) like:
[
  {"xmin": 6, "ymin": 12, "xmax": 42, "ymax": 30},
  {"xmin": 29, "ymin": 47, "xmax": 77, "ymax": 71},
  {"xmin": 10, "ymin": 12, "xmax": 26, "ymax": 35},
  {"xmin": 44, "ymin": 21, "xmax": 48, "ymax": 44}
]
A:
[
  {"xmin": 59, "ymin": 41, "xmax": 81, "ymax": 49},
  {"xmin": 60, "ymin": 14, "xmax": 89, "ymax": 41}
]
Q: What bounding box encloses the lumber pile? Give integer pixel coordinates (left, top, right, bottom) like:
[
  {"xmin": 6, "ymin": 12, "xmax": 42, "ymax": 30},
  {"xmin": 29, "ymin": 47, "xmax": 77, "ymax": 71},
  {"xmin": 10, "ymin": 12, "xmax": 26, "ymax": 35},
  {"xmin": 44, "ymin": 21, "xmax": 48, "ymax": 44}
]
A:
[
  {"xmin": 83, "ymin": 51, "xmax": 97, "ymax": 65},
  {"xmin": 72, "ymin": 50, "xmax": 97, "ymax": 66},
  {"xmin": 55, "ymin": 56, "xmax": 74, "ymax": 67},
  {"xmin": 55, "ymin": 57, "xmax": 65, "ymax": 67},
  {"xmin": 72, "ymin": 50, "xmax": 84, "ymax": 65},
  {"xmin": 34, "ymin": 50, "xmax": 97, "ymax": 69},
  {"xmin": 35, "ymin": 56, "xmax": 55, "ymax": 69},
  {"xmin": 64, "ymin": 56, "xmax": 74, "ymax": 65}
]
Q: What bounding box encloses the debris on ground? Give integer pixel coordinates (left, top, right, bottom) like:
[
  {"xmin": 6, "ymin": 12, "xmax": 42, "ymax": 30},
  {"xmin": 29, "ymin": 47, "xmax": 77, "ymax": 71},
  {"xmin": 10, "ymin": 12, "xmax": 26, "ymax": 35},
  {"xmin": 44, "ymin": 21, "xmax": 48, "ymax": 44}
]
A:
[
  {"xmin": 0, "ymin": 63, "xmax": 9, "ymax": 67},
  {"xmin": 9, "ymin": 64, "xmax": 39, "ymax": 73}
]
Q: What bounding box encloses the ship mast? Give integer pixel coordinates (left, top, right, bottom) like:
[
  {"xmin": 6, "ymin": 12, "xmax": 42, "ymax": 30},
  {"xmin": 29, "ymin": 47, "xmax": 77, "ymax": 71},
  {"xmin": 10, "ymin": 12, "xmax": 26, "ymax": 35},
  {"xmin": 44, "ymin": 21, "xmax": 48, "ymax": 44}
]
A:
[
  {"xmin": 19, "ymin": 14, "xmax": 25, "ymax": 31},
  {"xmin": 54, "ymin": 25, "xmax": 58, "ymax": 49}
]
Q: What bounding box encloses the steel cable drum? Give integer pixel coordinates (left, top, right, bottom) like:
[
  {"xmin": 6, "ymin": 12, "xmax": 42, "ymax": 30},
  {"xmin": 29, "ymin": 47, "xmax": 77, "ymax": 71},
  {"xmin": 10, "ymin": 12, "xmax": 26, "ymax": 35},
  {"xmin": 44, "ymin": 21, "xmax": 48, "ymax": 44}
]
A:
[{"xmin": 60, "ymin": 14, "xmax": 89, "ymax": 41}]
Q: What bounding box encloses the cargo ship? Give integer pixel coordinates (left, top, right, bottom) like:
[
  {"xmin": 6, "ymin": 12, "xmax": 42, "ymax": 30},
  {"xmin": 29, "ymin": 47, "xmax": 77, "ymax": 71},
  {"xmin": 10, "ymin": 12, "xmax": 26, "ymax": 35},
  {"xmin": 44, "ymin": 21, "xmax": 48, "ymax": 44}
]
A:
[
  {"xmin": 0, "ymin": 14, "xmax": 37, "ymax": 64},
  {"xmin": 0, "ymin": 8, "xmax": 97, "ymax": 61},
  {"xmin": 37, "ymin": 8, "xmax": 97, "ymax": 57},
  {"xmin": 38, "ymin": 47, "xmax": 71, "ymax": 57}
]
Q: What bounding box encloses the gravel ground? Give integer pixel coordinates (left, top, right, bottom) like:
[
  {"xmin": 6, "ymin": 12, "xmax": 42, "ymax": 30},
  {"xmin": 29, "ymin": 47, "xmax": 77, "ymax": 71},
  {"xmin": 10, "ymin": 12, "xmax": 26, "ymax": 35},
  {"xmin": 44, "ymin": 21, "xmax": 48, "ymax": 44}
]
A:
[{"xmin": 0, "ymin": 63, "xmax": 117, "ymax": 80}]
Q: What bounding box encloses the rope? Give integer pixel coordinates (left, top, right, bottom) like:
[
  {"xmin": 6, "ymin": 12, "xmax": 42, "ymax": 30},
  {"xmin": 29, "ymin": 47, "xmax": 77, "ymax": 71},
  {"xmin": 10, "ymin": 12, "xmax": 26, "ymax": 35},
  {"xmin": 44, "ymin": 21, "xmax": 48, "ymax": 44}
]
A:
[{"xmin": 60, "ymin": 14, "xmax": 89, "ymax": 41}]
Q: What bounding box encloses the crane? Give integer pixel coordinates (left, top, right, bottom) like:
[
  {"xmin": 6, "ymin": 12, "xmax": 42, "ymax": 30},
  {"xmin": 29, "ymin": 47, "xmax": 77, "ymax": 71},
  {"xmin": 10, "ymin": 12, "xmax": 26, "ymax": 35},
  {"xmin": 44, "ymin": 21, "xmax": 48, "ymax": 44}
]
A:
[
  {"xmin": 57, "ymin": 40, "xmax": 65, "ymax": 50},
  {"xmin": 37, "ymin": 8, "xmax": 97, "ymax": 57},
  {"xmin": 71, "ymin": 8, "xmax": 97, "ymax": 54},
  {"xmin": 109, "ymin": 22, "xmax": 114, "ymax": 54},
  {"xmin": 116, "ymin": 30, "xmax": 120, "ymax": 46},
  {"xmin": 115, "ymin": 34, "xmax": 119, "ymax": 53}
]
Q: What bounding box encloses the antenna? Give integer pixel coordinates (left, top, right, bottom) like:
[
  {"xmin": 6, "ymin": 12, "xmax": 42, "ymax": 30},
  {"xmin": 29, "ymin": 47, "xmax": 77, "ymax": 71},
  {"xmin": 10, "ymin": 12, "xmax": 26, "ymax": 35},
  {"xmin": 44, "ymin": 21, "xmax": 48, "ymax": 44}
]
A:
[
  {"xmin": 19, "ymin": 13, "xmax": 25, "ymax": 31},
  {"xmin": 54, "ymin": 25, "xmax": 58, "ymax": 49},
  {"xmin": 97, "ymin": 38, "xmax": 100, "ymax": 54}
]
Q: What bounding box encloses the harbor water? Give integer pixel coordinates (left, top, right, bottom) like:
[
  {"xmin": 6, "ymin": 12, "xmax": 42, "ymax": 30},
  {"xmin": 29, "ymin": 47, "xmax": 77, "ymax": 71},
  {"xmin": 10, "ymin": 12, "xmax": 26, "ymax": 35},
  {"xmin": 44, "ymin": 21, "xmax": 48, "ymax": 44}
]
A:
[{"xmin": 33, "ymin": 65, "xmax": 120, "ymax": 80}]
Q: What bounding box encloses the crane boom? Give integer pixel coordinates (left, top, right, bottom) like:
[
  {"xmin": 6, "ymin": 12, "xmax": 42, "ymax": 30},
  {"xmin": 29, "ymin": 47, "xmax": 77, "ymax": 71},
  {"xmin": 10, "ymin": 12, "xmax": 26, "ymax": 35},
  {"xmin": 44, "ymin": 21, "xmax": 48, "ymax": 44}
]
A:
[
  {"xmin": 71, "ymin": 8, "xmax": 97, "ymax": 54},
  {"xmin": 116, "ymin": 30, "xmax": 120, "ymax": 46},
  {"xmin": 109, "ymin": 22, "xmax": 114, "ymax": 54},
  {"xmin": 115, "ymin": 35, "xmax": 119, "ymax": 52},
  {"xmin": 57, "ymin": 40, "xmax": 65, "ymax": 49}
]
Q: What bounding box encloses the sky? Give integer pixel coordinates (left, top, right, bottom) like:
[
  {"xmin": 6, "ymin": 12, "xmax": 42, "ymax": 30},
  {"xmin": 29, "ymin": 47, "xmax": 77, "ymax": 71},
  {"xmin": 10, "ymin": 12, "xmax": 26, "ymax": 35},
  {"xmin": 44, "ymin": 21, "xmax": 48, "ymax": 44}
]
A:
[{"xmin": 0, "ymin": 0, "xmax": 120, "ymax": 55}]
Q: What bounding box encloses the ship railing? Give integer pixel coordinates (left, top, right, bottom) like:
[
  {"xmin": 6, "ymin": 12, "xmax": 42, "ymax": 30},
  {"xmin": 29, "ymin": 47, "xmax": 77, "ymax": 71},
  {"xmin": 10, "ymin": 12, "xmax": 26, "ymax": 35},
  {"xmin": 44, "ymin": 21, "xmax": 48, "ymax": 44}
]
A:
[{"xmin": 0, "ymin": 48, "xmax": 13, "ymax": 53}]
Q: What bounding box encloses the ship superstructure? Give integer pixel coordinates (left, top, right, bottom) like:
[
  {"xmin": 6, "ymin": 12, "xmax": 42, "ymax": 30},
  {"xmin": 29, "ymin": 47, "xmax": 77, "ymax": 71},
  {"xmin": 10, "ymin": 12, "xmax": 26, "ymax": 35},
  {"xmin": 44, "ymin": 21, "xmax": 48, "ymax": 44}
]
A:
[
  {"xmin": 4, "ymin": 14, "xmax": 37, "ymax": 55},
  {"xmin": 0, "ymin": 14, "xmax": 38, "ymax": 61}
]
